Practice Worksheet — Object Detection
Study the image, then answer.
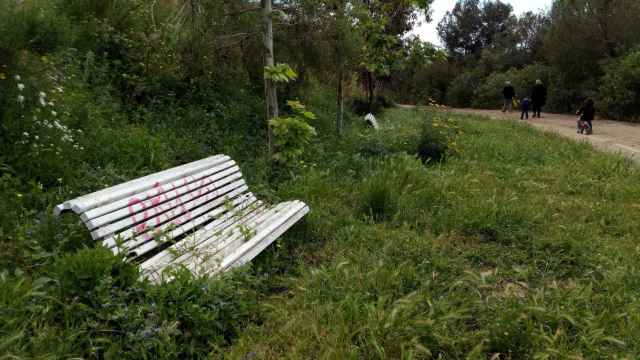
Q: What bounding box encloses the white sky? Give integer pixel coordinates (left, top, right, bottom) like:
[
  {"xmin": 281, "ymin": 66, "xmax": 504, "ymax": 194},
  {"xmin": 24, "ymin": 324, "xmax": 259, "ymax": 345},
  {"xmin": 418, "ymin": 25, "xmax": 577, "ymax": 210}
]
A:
[{"xmin": 410, "ymin": 0, "xmax": 553, "ymax": 46}]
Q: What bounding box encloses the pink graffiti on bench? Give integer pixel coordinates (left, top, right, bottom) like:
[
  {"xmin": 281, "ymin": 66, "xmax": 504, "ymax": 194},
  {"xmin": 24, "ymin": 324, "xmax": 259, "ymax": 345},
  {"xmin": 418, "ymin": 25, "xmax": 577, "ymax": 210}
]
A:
[{"xmin": 125, "ymin": 172, "xmax": 235, "ymax": 241}]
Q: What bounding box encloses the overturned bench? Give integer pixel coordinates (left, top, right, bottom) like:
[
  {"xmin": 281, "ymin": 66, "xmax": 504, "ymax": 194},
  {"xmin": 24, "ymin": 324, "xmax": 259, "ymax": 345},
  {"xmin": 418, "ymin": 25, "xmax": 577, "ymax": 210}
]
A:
[{"xmin": 54, "ymin": 155, "xmax": 309, "ymax": 283}]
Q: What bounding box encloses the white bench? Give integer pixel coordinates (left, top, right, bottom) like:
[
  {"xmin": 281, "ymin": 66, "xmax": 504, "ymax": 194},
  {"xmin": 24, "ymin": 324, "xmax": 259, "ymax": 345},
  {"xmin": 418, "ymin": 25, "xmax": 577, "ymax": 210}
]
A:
[{"xmin": 54, "ymin": 155, "xmax": 309, "ymax": 283}]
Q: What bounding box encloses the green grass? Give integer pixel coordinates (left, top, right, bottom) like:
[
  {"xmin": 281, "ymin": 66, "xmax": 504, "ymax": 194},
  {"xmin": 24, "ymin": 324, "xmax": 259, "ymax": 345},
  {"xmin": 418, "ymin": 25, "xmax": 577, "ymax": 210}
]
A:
[
  {"xmin": 223, "ymin": 109, "xmax": 640, "ymax": 359},
  {"xmin": 2, "ymin": 106, "xmax": 640, "ymax": 359}
]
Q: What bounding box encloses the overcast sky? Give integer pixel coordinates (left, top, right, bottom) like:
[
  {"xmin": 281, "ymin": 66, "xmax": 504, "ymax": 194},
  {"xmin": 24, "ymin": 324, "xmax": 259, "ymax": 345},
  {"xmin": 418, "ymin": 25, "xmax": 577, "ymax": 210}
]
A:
[{"xmin": 410, "ymin": 0, "xmax": 553, "ymax": 46}]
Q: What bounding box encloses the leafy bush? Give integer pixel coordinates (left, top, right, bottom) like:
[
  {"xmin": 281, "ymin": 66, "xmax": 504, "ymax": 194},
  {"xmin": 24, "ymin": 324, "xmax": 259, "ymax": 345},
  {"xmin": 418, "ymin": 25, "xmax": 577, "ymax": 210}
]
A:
[
  {"xmin": 270, "ymin": 100, "xmax": 317, "ymax": 167},
  {"xmin": 600, "ymin": 49, "xmax": 640, "ymax": 121},
  {"xmin": 0, "ymin": 1, "xmax": 73, "ymax": 59},
  {"xmin": 416, "ymin": 120, "xmax": 449, "ymax": 164},
  {"xmin": 445, "ymin": 70, "xmax": 485, "ymax": 108},
  {"xmin": 470, "ymin": 64, "xmax": 574, "ymax": 113},
  {"xmin": 53, "ymin": 247, "xmax": 139, "ymax": 302}
]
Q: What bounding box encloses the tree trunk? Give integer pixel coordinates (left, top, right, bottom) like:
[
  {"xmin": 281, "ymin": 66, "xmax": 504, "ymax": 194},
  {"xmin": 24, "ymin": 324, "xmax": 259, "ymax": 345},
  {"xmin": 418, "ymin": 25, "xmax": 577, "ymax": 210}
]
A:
[
  {"xmin": 336, "ymin": 64, "xmax": 344, "ymax": 136},
  {"xmin": 367, "ymin": 72, "xmax": 375, "ymax": 113},
  {"xmin": 262, "ymin": 0, "xmax": 278, "ymax": 153}
]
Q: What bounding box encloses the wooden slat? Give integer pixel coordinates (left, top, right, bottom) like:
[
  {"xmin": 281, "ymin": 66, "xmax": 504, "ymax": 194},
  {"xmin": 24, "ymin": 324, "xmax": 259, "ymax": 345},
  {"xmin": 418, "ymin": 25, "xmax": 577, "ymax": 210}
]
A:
[
  {"xmin": 128, "ymin": 194, "xmax": 263, "ymax": 259},
  {"xmin": 81, "ymin": 160, "xmax": 238, "ymax": 225},
  {"xmin": 54, "ymin": 155, "xmax": 230, "ymax": 215},
  {"xmin": 103, "ymin": 183, "xmax": 251, "ymax": 252},
  {"xmin": 90, "ymin": 171, "xmax": 244, "ymax": 239},
  {"xmin": 139, "ymin": 201, "xmax": 270, "ymax": 277},
  {"xmin": 180, "ymin": 203, "xmax": 291, "ymax": 276},
  {"xmin": 222, "ymin": 201, "xmax": 308, "ymax": 271}
]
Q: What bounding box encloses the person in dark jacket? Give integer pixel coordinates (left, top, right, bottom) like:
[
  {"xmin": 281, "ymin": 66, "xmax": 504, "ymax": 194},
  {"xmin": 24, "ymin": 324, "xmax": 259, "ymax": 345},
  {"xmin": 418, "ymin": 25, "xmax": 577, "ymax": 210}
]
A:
[
  {"xmin": 502, "ymin": 81, "xmax": 515, "ymax": 113},
  {"xmin": 531, "ymin": 79, "xmax": 547, "ymax": 118},
  {"xmin": 576, "ymin": 98, "xmax": 596, "ymax": 135}
]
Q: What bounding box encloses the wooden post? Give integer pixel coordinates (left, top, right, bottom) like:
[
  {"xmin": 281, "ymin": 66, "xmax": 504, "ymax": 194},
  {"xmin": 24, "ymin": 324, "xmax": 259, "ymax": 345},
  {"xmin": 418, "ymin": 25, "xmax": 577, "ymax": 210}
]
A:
[{"xmin": 262, "ymin": 0, "xmax": 278, "ymax": 154}]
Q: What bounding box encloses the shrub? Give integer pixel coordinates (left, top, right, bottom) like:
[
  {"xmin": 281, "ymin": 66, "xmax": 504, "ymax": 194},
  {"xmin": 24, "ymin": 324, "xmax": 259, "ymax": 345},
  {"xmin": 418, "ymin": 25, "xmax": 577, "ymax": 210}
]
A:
[
  {"xmin": 270, "ymin": 100, "xmax": 317, "ymax": 168},
  {"xmin": 416, "ymin": 120, "xmax": 448, "ymax": 164},
  {"xmin": 445, "ymin": 70, "xmax": 484, "ymax": 107},
  {"xmin": 600, "ymin": 49, "xmax": 640, "ymax": 121},
  {"xmin": 53, "ymin": 247, "xmax": 138, "ymax": 302},
  {"xmin": 470, "ymin": 64, "xmax": 570, "ymax": 113},
  {"xmin": 359, "ymin": 154, "xmax": 426, "ymax": 222}
]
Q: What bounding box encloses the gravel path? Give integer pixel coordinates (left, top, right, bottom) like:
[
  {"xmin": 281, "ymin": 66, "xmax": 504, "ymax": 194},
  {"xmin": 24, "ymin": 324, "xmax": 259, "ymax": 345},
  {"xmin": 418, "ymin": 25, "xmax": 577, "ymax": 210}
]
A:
[{"xmin": 395, "ymin": 105, "xmax": 640, "ymax": 164}]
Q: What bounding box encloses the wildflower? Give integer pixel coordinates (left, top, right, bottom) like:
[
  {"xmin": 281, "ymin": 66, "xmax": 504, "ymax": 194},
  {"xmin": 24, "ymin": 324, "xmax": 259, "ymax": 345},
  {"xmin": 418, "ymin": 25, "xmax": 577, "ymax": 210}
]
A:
[
  {"xmin": 17, "ymin": 95, "xmax": 25, "ymax": 103},
  {"xmin": 14, "ymin": 74, "xmax": 21, "ymax": 81},
  {"xmin": 17, "ymin": 83, "xmax": 25, "ymax": 91},
  {"xmin": 39, "ymin": 97, "xmax": 46, "ymax": 107},
  {"xmin": 51, "ymin": 111, "xmax": 57, "ymax": 117},
  {"xmin": 22, "ymin": 132, "xmax": 29, "ymax": 137},
  {"xmin": 48, "ymin": 101, "xmax": 54, "ymax": 107},
  {"xmin": 34, "ymin": 135, "xmax": 39, "ymax": 140},
  {"xmin": 39, "ymin": 91, "xmax": 46, "ymax": 98},
  {"xmin": 55, "ymin": 86, "xmax": 64, "ymax": 93}
]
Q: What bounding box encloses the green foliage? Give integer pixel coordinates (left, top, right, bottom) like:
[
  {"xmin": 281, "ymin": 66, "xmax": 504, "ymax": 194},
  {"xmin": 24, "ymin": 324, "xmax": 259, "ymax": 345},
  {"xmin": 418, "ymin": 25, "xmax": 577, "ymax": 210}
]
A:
[
  {"xmin": 470, "ymin": 64, "xmax": 573, "ymax": 113},
  {"xmin": 225, "ymin": 109, "xmax": 640, "ymax": 358},
  {"xmin": 264, "ymin": 63, "xmax": 298, "ymax": 83},
  {"xmin": 600, "ymin": 48, "xmax": 640, "ymax": 121},
  {"xmin": 445, "ymin": 69, "xmax": 484, "ymax": 107},
  {"xmin": 53, "ymin": 247, "xmax": 139, "ymax": 301},
  {"xmin": 359, "ymin": 154, "xmax": 426, "ymax": 222},
  {"xmin": 269, "ymin": 101, "xmax": 317, "ymax": 167},
  {"xmin": 416, "ymin": 118, "xmax": 449, "ymax": 164}
]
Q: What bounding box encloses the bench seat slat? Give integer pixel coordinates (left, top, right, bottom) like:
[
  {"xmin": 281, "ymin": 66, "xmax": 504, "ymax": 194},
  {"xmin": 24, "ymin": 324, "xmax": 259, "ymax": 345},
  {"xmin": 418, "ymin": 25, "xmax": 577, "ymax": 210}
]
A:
[
  {"xmin": 127, "ymin": 194, "xmax": 262, "ymax": 259},
  {"xmin": 179, "ymin": 202, "xmax": 308, "ymax": 279},
  {"xmin": 223, "ymin": 201, "xmax": 309, "ymax": 271},
  {"xmin": 55, "ymin": 155, "xmax": 230, "ymax": 216},
  {"xmin": 139, "ymin": 201, "xmax": 271, "ymax": 277},
  {"xmin": 82, "ymin": 161, "xmax": 239, "ymax": 226},
  {"xmin": 177, "ymin": 202, "xmax": 288, "ymax": 273}
]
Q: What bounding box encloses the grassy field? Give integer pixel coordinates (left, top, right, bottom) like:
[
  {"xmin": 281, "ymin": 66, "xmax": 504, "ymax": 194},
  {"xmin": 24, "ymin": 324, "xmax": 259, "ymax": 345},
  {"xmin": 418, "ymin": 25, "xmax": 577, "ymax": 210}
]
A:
[
  {"xmin": 2, "ymin": 107, "xmax": 640, "ymax": 359},
  {"xmin": 224, "ymin": 108, "xmax": 640, "ymax": 359}
]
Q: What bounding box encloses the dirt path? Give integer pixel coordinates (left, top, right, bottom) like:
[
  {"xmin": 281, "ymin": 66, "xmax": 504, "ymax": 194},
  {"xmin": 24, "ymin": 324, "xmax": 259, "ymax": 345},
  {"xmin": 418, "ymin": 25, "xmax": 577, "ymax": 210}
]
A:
[{"xmin": 399, "ymin": 105, "xmax": 640, "ymax": 164}]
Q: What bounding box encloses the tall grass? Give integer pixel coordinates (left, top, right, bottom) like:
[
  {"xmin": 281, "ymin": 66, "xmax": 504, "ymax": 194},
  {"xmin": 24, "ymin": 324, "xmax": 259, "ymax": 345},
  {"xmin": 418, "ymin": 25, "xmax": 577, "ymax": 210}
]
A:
[{"xmin": 225, "ymin": 109, "xmax": 640, "ymax": 359}]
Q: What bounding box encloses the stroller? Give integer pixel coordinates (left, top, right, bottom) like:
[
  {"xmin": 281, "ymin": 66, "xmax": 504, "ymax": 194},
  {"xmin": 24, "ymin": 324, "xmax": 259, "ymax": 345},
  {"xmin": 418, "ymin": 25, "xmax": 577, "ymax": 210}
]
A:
[{"xmin": 577, "ymin": 119, "xmax": 592, "ymax": 135}]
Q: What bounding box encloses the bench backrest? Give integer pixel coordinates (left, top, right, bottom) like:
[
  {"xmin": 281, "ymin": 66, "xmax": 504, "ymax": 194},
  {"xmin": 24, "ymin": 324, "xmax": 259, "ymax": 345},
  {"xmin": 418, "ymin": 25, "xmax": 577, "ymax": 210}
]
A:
[{"xmin": 55, "ymin": 155, "xmax": 260, "ymax": 259}]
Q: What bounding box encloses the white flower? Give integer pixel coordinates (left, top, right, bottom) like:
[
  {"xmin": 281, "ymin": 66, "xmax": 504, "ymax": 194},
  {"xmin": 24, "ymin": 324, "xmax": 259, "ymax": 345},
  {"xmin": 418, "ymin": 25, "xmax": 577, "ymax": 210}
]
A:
[
  {"xmin": 17, "ymin": 83, "xmax": 25, "ymax": 91},
  {"xmin": 39, "ymin": 91, "xmax": 46, "ymax": 98},
  {"xmin": 34, "ymin": 135, "xmax": 39, "ymax": 140},
  {"xmin": 51, "ymin": 111, "xmax": 57, "ymax": 117},
  {"xmin": 48, "ymin": 101, "xmax": 54, "ymax": 107},
  {"xmin": 17, "ymin": 95, "xmax": 25, "ymax": 103},
  {"xmin": 22, "ymin": 132, "xmax": 29, "ymax": 137},
  {"xmin": 14, "ymin": 75, "xmax": 21, "ymax": 81},
  {"xmin": 55, "ymin": 86, "xmax": 64, "ymax": 93},
  {"xmin": 39, "ymin": 97, "xmax": 46, "ymax": 107}
]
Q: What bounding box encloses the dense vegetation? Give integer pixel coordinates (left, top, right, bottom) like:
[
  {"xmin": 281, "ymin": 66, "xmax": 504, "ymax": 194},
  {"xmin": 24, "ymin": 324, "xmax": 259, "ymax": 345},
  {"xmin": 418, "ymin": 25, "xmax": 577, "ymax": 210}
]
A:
[
  {"xmin": 393, "ymin": 0, "xmax": 640, "ymax": 121},
  {"xmin": 1, "ymin": 0, "xmax": 639, "ymax": 358}
]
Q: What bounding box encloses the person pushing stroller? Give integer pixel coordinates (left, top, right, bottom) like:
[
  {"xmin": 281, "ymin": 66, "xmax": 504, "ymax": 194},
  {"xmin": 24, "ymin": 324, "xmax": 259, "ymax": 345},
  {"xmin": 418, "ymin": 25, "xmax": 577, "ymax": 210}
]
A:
[{"xmin": 576, "ymin": 98, "xmax": 595, "ymax": 135}]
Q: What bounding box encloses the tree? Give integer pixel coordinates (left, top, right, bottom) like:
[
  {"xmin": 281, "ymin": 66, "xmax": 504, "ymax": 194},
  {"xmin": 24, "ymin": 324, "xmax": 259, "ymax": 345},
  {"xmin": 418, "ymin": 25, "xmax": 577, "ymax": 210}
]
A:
[
  {"xmin": 438, "ymin": 0, "xmax": 515, "ymax": 61},
  {"xmin": 357, "ymin": 0, "xmax": 433, "ymax": 111},
  {"xmin": 262, "ymin": 0, "xmax": 278, "ymax": 153}
]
